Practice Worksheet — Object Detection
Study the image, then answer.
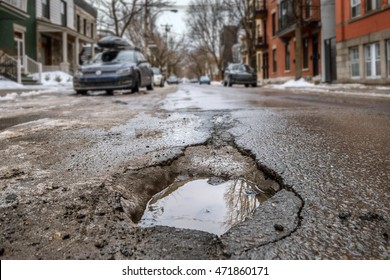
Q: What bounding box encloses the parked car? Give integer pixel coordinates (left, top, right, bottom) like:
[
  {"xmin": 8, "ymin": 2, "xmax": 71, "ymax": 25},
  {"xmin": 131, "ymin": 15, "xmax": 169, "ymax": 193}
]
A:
[
  {"xmin": 199, "ymin": 76, "xmax": 211, "ymax": 85},
  {"xmin": 73, "ymin": 36, "xmax": 153, "ymax": 95},
  {"xmin": 223, "ymin": 63, "xmax": 257, "ymax": 87},
  {"xmin": 152, "ymin": 67, "xmax": 165, "ymax": 87},
  {"xmin": 166, "ymin": 75, "xmax": 179, "ymax": 85}
]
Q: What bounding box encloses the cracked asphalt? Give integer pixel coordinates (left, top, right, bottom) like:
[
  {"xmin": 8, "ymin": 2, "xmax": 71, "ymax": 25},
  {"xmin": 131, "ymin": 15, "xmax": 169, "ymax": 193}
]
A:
[{"xmin": 0, "ymin": 84, "xmax": 389, "ymax": 259}]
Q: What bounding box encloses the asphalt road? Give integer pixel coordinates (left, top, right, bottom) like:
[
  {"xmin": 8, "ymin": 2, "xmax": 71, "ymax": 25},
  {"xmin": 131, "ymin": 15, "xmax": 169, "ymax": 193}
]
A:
[{"xmin": 0, "ymin": 84, "xmax": 389, "ymax": 259}]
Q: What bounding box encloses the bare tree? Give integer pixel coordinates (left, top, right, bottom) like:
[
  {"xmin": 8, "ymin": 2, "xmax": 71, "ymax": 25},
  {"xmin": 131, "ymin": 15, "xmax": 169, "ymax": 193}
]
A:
[
  {"xmin": 88, "ymin": 0, "xmax": 173, "ymax": 39},
  {"xmin": 186, "ymin": 0, "xmax": 230, "ymax": 78},
  {"xmin": 223, "ymin": 0, "xmax": 256, "ymax": 69}
]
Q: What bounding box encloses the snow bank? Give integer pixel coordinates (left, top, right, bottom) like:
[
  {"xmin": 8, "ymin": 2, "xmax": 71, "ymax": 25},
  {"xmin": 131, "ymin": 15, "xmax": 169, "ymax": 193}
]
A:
[
  {"xmin": 31, "ymin": 71, "xmax": 73, "ymax": 87},
  {"xmin": 270, "ymin": 78, "xmax": 313, "ymax": 89},
  {"xmin": 0, "ymin": 76, "xmax": 24, "ymax": 89}
]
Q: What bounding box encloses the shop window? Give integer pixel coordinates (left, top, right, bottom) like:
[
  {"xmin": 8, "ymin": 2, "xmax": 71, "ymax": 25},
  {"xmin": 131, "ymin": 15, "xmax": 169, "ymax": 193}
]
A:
[
  {"xmin": 350, "ymin": 46, "xmax": 360, "ymax": 78},
  {"xmin": 351, "ymin": 0, "xmax": 361, "ymax": 18}
]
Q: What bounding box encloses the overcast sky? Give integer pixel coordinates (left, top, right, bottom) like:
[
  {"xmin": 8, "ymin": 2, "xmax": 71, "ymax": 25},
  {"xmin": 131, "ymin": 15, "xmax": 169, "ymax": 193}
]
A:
[{"xmin": 157, "ymin": 0, "xmax": 191, "ymax": 36}]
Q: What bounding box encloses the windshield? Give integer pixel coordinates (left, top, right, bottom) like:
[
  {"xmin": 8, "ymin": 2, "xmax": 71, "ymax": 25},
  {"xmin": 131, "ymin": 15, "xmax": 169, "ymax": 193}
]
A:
[
  {"xmin": 152, "ymin": 68, "xmax": 161, "ymax": 75},
  {"xmin": 101, "ymin": 50, "xmax": 136, "ymax": 63}
]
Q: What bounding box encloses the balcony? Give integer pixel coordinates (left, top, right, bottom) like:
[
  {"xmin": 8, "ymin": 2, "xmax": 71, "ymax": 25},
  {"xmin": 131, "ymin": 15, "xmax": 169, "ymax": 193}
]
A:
[
  {"xmin": 254, "ymin": 36, "xmax": 268, "ymax": 51},
  {"xmin": 255, "ymin": 0, "xmax": 267, "ymax": 19},
  {"xmin": 277, "ymin": 1, "xmax": 320, "ymax": 39}
]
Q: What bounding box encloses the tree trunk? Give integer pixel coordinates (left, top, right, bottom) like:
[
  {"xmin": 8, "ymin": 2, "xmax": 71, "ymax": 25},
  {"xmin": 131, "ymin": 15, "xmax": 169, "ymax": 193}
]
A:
[{"xmin": 294, "ymin": 0, "xmax": 303, "ymax": 80}]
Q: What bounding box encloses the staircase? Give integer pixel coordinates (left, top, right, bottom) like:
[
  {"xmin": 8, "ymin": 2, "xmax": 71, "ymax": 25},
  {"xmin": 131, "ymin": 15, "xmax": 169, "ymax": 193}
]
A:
[{"xmin": 0, "ymin": 50, "xmax": 42, "ymax": 86}]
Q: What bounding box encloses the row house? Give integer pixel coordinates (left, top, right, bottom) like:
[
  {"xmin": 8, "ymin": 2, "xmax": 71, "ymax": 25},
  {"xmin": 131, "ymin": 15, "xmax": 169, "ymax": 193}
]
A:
[
  {"xmin": 336, "ymin": 0, "xmax": 390, "ymax": 85},
  {"xmin": 36, "ymin": 0, "xmax": 97, "ymax": 73},
  {"xmin": 0, "ymin": 0, "xmax": 36, "ymax": 83},
  {"xmin": 0, "ymin": 0, "xmax": 97, "ymax": 84}
]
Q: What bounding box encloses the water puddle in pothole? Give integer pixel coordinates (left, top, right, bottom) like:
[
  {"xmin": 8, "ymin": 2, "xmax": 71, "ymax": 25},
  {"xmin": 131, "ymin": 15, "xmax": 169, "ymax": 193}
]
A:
[{"xmin": 139, "ymin": 177, "xmax": 272, "ymax": 235}]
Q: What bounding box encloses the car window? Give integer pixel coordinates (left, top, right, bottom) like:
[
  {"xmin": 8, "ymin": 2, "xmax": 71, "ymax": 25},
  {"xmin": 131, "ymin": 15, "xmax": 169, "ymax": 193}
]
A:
[
  {"xmin": 244, "ymin": 65, "xmax": 254, "ymax": 72},
  {"xmin": 101, "ymin": 50, "xmax": 136, "ymax": 63}
]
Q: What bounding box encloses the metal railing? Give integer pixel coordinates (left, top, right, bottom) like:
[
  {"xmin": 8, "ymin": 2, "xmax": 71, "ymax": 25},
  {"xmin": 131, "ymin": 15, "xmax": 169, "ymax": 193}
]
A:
[
  {"xmin": 2, "ymin": 0, "xmax": 27, "ymax": 12},
  {"xmin": 0, "ymin": 51, "xmax": 21, "ymax": 83},
  {"xmin": 25, "ymin": 55, "xmax": 43, "ymax": 83}
]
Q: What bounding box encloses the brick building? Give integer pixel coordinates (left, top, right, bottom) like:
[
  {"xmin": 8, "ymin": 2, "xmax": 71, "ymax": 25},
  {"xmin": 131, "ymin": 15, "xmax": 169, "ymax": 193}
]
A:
[
  {"xmin": 250, "ymin": 0, "xmax": 322, "ymax": 84},
  {"xmin": 336, "ymin": 0, "xmax": 390, "ymax": 84}
]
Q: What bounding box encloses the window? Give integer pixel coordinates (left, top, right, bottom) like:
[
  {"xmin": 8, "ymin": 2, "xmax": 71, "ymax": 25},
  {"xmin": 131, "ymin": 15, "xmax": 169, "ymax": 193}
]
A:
[
  {"xmin": 351, "ymin": 0, "xmax": 361, "ymax": 18},
  {"xmin": 60, "ymin": 1, "xmax": 67, "ymax": 27},
  {"xmin": 77, "ymin": 15, "xmax": 81, "ymax": 32},
  {"xmin": 350, "ymin": 46, "xmax": 360, "ymax": 78},
  {"xmin": 42, "ymin": 0, "xmax": 50, "ymax": 19},
  {"xmin": 91, "ymin": 23, "xmax": 94, "ymax": 38},
  {"xmin": 366, "ymin": 0, "xmax": 381, "ymax": 12},
  {"xmin": 303, "ymin": 38, "xmax": 309, "ymax": 69},
  {"xmin": 305, "ymin": 0, "xmax": 311, "ymax": 18},
  {"xmin": 387, "ymin": 40, "xmax": 390, "ymax": 77},
  {"xmin": 285, "ymin": 42, "xmax": 290, "ymax": 71},
  {"xmin": 365, "ymin": 42, "xmax": 381, "ymax": 78},
  {"xmin": 272, "ymin": 13, "xmax": 276, "ymax": 36},
  {"xmin": 83, "ymin": 19, "xmax": 87, "ymax": 35},
  {"xmin": 273, "ymin": 49, "xmax": 277, "ymax": 72}
]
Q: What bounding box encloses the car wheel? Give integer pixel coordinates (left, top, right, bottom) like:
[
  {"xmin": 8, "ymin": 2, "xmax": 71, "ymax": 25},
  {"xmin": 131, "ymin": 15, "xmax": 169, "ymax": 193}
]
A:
[
  {"xmin": 245, "ymin": 84, "xmax": 249, "ymax": 88},
  {"xmin": 228, "ymin": 77, "xmax": 233, "ymax": 87},
  {"xmin": 131, "ymin": 74, "xmax": 140, "ymax": 93},
  {"xmin": 147, "ymin": 79, "xmax": 154, "ymax": 91},
  {"xmin": 106, "ymin": 90, "xmax": 114, "ymax": 95},
  {"xmin": 223, "ymin": 81, "xmax": 227, "ymax": 87},
  {"xmin": 252, "ymin": 83, "xmax": 257, "ymax": 87},
  {"xmin": 160, "ymin": 80, "xmax": 165, "ymax": 87}
]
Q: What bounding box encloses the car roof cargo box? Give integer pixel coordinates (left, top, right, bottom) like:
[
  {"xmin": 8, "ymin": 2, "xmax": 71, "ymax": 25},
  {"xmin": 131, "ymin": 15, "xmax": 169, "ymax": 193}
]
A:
[{"xmin": 97, "ymin": 36, "xmax": 132, "ymax": 49}]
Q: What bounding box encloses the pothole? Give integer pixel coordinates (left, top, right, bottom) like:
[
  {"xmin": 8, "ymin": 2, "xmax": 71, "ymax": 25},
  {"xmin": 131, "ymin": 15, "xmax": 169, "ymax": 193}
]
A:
[
  {"xmin": 139, "ymin": 177, "xmax": 271, "ymax": 235},
  {"xmin": 108, "ymin": 144, "xmax": 281, "ymax": 235}
]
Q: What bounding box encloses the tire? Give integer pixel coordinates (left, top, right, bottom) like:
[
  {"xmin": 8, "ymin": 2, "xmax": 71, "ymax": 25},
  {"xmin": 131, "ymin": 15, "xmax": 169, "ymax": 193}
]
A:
[
  {"xmin": 228, "ymin": 77, "xmax": 233, "ymax": 87},
  {"xmin": 147, "ymin": 79, "xmax": 154, "ymax": 91},
  {"xmin": 131, "ymin": 74, "xmax": 140, "ymax": 93},
  {"xmin": 160, "ymin": 80, "xmax": 165, "ymax": 87},
  {"xmin": 245, "ymin": 84, "xmax": 249, "ymax": 88},
  {"xmin": 106, "ymin": 90, "xmax": 114, "ymax": 95},
  {"xmin": 76, "ymin": 90, "xmax": 87, "ymax": 95},
  {"xmin": 223, "ymin": 81, "xmax": 227, "ymax": 87},
  {"xmin": 252, "ymin": 83, "xmax": 257, "ymax": 87}
]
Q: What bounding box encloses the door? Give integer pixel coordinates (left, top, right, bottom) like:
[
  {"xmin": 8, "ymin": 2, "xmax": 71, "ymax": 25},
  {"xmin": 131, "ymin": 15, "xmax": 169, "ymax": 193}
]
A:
[
  {"xmin": 262, "ymin": 53, "xmax": 269, "ymax": 79},
  {"xmin": 324, "ymin": 37, "xmax": 336, "ymax": 83},
  {"xmin": 312, "ymin": 34, "xmax": 319, "ymax": 76}
]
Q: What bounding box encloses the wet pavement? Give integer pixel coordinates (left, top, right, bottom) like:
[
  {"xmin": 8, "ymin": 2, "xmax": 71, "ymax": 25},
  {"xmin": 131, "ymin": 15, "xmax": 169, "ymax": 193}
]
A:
[{"xmin": 0, "ymin": 84, "xmax": 389, "ymax": 259}]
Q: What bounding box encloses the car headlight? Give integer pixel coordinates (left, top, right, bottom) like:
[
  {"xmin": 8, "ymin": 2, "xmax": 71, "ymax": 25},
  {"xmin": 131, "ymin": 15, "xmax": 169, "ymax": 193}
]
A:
[
  {"xmin": 116, "ymin": 68, "xmax": 132, "ymax": 75},
  {"xmin": 74, "ymin": 70, "xmax": 83, "ymax": 78}
]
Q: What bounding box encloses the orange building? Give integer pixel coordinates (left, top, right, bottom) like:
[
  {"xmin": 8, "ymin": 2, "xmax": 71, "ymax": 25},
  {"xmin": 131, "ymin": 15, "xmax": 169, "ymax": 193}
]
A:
[{"xmin": 336, "ymin": 0, "xmax": 390, "ymax": 84}]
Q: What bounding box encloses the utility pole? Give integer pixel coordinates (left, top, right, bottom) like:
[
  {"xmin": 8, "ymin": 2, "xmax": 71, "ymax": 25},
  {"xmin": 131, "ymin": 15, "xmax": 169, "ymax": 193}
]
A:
[{"xmin": 161, "ymin": 24, "xmax": 172, "ymax": 74}]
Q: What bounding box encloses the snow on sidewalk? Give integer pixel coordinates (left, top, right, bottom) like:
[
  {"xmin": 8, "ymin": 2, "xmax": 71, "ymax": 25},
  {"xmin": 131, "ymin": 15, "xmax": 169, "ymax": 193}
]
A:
[{"xmin": 0, "ymin": 72, "xmax": 74, "ymax": 102}]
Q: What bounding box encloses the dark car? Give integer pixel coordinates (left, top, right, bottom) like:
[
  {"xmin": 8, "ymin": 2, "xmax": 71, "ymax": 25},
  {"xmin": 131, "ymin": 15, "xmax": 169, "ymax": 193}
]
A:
[
  {"xmin": 223, "ymin": 63, "xmax": 257, "ymax": 87},
  {"xmin": 73, "ymin": 39, "xmax": 153, "ymax": 95},
  {"xmin": 199, "ymin": 76, "xmax": 211, "ymax": 85},
  {"xmin": 166, "ymin": 75, "xmax": 179, "ymax": 85}
]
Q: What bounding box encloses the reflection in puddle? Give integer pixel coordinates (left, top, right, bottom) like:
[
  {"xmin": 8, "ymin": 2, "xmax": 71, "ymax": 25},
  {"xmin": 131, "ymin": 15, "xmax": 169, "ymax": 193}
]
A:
[{"xmin": 139, "ymin": 178, "xmax": 271, "ymax": 235}]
